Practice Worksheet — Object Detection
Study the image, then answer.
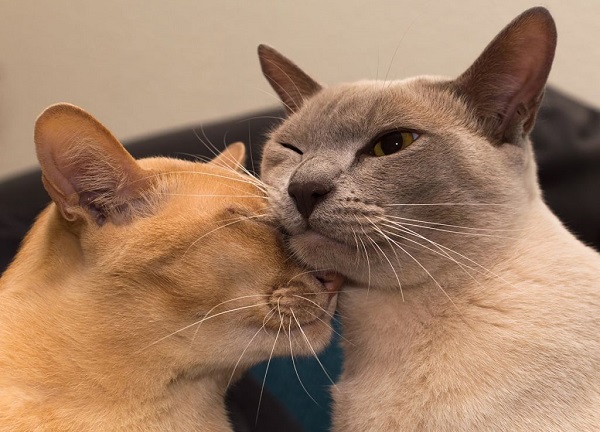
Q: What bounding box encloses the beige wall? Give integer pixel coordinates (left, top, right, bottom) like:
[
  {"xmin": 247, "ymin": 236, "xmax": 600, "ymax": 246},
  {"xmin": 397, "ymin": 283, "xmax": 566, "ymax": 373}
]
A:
[{"xmin": 1, "ymin": 0, "xmax": 599, "ymax": 180}]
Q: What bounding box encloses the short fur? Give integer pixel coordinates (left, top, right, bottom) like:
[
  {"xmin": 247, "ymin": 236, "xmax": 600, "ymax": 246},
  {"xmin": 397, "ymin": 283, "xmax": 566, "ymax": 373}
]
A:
[
  {"xmin": 258, "ymin": 8, "xmax": 600, "ymax": 431},
  {"xmin": 0, "ymin": 104, "xmax": 341, "ymax": 431}
]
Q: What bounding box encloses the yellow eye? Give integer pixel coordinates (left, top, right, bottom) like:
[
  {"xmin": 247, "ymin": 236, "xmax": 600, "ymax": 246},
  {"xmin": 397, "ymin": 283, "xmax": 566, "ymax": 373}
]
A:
[{"xmin": 372, "ymin": 131, "xmax": 419, "ymax": 157}]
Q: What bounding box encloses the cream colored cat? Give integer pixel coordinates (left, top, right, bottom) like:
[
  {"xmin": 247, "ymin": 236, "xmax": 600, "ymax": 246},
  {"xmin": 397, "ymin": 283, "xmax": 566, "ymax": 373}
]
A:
[
  {"xmin": 0, "ymin": 104, "xmax": 341, "ymax": 431},
  {"xmin": 258, "ymin": 7, "xmax": 600, "ymax": 431}
]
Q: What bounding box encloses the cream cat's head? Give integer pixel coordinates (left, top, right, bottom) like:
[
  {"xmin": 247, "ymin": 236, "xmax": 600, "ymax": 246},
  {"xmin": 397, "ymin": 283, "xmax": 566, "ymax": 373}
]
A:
[
  {"xmin": 28, "ymin": 104, "xmax": 340, "ymax": 384},
  {"xmin": 258, "ymin": 8, "xmax": 556, "ymax": 290}
]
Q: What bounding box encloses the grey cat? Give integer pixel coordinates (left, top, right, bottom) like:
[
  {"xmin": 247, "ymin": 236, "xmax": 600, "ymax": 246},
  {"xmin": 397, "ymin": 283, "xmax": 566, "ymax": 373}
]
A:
[{"xmin": 258, "ymin": 7, "xmax": 600, "ymax": 431}]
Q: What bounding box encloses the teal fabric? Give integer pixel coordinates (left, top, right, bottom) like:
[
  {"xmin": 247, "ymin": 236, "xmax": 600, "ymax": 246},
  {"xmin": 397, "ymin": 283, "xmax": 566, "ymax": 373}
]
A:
[{"xmin": 251, "ymin": 322, "xmax": 343, "ymax": 432}]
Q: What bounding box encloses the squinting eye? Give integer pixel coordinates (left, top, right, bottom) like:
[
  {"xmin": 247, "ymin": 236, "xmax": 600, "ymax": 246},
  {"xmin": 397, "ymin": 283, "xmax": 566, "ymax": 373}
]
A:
[
  {"xmin": 372, "ymin": 131, "xmax": 419, "ymax": 157},
  {"xmin": 280, "ymin": 143, "xmax": 303, "ymax": 155}
]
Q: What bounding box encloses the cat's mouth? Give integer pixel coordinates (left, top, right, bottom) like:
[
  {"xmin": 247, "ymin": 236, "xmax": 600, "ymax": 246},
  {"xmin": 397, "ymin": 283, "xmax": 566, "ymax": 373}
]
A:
[
  {"xmin": 268, "ymin": 270, "xmax": 342, "ymax": 330},
  {"xmin": 315, "ymin": 270, "xmax": 344, "ymax": 301},
  {"xmin": 282, "ymin": 228, "xmax": 366, "ymax": 283}
]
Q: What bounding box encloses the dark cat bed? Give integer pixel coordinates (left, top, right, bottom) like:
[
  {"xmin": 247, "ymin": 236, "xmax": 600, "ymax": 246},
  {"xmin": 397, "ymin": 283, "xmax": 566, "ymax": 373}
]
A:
[{"xmin": 1, "ymin": 87, "xmax": 599, "ymax": 431}]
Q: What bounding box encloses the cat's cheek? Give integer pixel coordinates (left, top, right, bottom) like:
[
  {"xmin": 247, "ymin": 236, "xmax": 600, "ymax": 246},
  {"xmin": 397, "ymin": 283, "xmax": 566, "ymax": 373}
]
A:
[
  {"xmin": 261, "ymin": 153, "xmax": 297, "ymax": 189},
  {"xmin": 268, "ymin": 195, "xmax": 305, "ymax": 235}
]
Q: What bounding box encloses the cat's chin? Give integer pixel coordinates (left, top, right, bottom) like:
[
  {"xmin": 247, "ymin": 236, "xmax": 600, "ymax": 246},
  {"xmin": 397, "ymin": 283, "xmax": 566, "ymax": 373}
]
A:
[
  {"xmin": 289, "ymin": 230, "xmax": 352, "ymax": 269},
  {"xmin": 294, "ymin": 229, "xmax": 348, "ymax": 248}
]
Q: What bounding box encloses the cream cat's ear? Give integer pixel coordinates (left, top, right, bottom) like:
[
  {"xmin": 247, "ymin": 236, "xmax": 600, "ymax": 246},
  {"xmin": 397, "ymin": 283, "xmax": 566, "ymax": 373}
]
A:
[
  {"xmin": 35, "ymin": 103, "xmax": 153, "ymax": 225},
  {"xmin": 210, "ymin": 142, "xmax": 247, "ymax": 173},
  {"xmin": 258, "ymin": 44, "xmax": 322, "ymax": 113},
  {"xmin": 453, "ymin": 7, "xmax": 556, "ymax": 145}
]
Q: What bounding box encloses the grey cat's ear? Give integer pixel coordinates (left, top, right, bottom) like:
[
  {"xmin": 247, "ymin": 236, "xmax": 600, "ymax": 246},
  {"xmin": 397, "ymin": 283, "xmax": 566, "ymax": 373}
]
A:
[
  {"xmin": 258, "ymin": 44, "xmax": 322, "ymax": 114},
  {"xmin": 35, "ymin": 103, "xmax": 154, "ymax": 225},
  {"xmin": 453, "ymin": 7, "xmax": 557, "ymax": 145},
  {"xmin": 210, "ymin": 142, "xmax": 247, "ymax": 173}
]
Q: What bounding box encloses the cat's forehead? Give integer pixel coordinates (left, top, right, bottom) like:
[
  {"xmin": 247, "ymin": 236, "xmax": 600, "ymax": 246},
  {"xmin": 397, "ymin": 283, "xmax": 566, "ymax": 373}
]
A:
[
  {"xmin": 138, "ymin": 157, "xmax": 262, "ymax": 196},
  {"xmin": 273, "ymin": 76, "xmax": 471, "ymax": 146}
]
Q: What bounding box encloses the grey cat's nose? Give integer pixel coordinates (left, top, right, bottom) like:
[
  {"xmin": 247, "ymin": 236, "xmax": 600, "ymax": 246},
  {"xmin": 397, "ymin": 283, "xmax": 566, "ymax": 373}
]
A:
[{"xmin": 288, "ymin": 180, "xmax": 332, "ymax": 219}]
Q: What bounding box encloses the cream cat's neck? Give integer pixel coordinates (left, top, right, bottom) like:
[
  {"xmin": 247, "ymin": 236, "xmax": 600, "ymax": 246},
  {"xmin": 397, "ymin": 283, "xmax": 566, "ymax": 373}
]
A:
[
  {"xmin": 0, "ymin": 374, "xmax": 233, "ymax": 431},
  {"xmin": 0, "ymin": 207, "xmax": 235, "ymax": 431},
  {"xmin": 0, "ymin": 207, "xmax": 80, "ymax": 288}
]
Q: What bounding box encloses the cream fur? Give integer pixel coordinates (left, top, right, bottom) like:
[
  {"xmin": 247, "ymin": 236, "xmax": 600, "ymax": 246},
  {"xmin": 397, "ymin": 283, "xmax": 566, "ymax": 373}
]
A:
[{"xmin": 0, "ymin": 104, "xmax": 340, "ymax": 431}]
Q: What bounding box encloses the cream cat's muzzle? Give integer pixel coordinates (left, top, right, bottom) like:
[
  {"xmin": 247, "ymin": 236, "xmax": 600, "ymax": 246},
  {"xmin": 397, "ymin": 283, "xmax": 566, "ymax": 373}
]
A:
[{"xmin": 268, "ymin": 270, "xmax": 343, "ymax": 324}]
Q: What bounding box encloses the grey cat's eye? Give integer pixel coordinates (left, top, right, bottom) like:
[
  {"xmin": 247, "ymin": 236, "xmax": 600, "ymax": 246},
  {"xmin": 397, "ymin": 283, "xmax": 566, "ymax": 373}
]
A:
[
  {"xmin": 372, "ymin": 131, "xmax": 419, "ymax": 156},
  {"xmin": 280, "ymin": 142, "xmax": 303, "ymax": 155}
]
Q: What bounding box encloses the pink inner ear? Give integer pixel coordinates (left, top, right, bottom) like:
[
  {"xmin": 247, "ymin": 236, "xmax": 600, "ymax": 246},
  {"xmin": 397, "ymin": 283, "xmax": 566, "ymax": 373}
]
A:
[
  {"xmin": 258, "ymin": 44, "xmax": 322, "ymax": 113},
  {"xmin": 454, "ymin": 7, "xmax": 557, "ymax": 143},
  {"xmin": 35, "ymin": 103, "xmax": 151, "ymax": 223}
]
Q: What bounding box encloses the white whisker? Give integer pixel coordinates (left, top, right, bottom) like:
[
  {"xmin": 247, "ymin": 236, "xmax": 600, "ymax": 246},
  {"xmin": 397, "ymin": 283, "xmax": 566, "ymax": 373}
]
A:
[
  {"xmin": 141, "ymin": 302, "xmax": 270, "ymax": 351},
  {"xmin": 192, "ymin": 126, "xmax": 220, "ymax": 159},
  {"xmin": 256, "ymin": 87, "xmax": 296, "ymax": 114},
  {"xmin": 236, "ymin": 114, "xmax": 285, "ymax": 123},
  {"xmin": 357, "ymin": 235, "xmax": 372, "ymax": 293},
  {"xmin": 184, "ymin": 214, "xmax": 269, "ymax": 257},
  {"xmin": 378, "ymin": 217, "xmax": 517, "ymax": 239},
  {"xmin": 166, "ymin": 193, "xmax": 267, "ymax": 199},
  {"xmin": 141, "ymin": 169, "xmax": 267, "ymax": 191},
  {"xmin": 259, "ymin": 56, "xmax": 309, "ymax": 109},
  {"xmin": 358, "ymin": 217, "xmax": 404, "ymax": 301},
  {"xmin": 194, "ymin": 125, "xmax": 258, "ymax": 182},
  {"xmin": 370, "ymin": 220, "xmax": 463, "ymax": 316},
  {"xmin": 226, "ymin": 309, "xmax": 277, "ymax": 389},
  {"xmin": 384, "ymin": 220, "xmax": 520, "ymax": 290},
  {"xmin": 288, "ymin": 319, "xmax": 321, "ymax": 406},
  {"xmin": 286, "ymin": 268, "xmax": 334, "ymax": 284},
  {"xmin": 256, "ymin": 313, "xmax": 283, "ymax": 424},
  {"xmin": 350, "ymin": 225, "xmax": 362, "ymax": 267},
  {"xmin": 386, "ymin": 202, "xmax": 510, "ymax": 207},
  {"xmin": 379, "ymin": 221, "xmax": 482, "ymax": 282},
  {"xmin": 383, "ymin": 214, "xmax": 522, "ymax": 233},
  {"xmin": 306, "ymin": 310, "xmax": 355, "ymax": 347},
  {"xmin": 290, "ymin": 309, "xmax": 339, "ymax": 392},
  {"xmin": 291, "ymin": 294, "xmax": 336, "ymax": 321}
]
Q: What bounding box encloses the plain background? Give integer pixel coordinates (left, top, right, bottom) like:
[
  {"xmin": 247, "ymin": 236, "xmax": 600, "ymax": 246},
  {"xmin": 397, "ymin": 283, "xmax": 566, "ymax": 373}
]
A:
[{"xmin": 1, "ymin": 0, "xmax": 599, "ymax": 180}]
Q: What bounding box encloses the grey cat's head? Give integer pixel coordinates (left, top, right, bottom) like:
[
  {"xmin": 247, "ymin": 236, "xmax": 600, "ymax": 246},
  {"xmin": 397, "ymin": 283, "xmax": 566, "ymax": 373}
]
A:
[{"xmin": 258, "ymin": 8, "xmax": 556, "ymax": 290}]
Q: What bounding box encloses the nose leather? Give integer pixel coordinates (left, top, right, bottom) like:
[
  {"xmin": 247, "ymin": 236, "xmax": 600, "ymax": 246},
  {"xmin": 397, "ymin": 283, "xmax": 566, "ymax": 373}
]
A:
[{"xmin": 288, "ymin": 179, "xmax": 332, "ymax": 219}]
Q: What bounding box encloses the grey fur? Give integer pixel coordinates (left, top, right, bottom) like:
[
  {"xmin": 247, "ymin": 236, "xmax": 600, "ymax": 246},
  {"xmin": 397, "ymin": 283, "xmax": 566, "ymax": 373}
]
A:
[{"xmin": 259, "ymin": 7, "xmax": 600, "ymax": 431}]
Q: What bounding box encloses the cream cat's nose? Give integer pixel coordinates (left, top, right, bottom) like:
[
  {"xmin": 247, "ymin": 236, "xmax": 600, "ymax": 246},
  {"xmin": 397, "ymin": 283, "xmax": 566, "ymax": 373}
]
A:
[{"xmin": 287, "ymin": 180, "xmax": 332, "ymax": 219}]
